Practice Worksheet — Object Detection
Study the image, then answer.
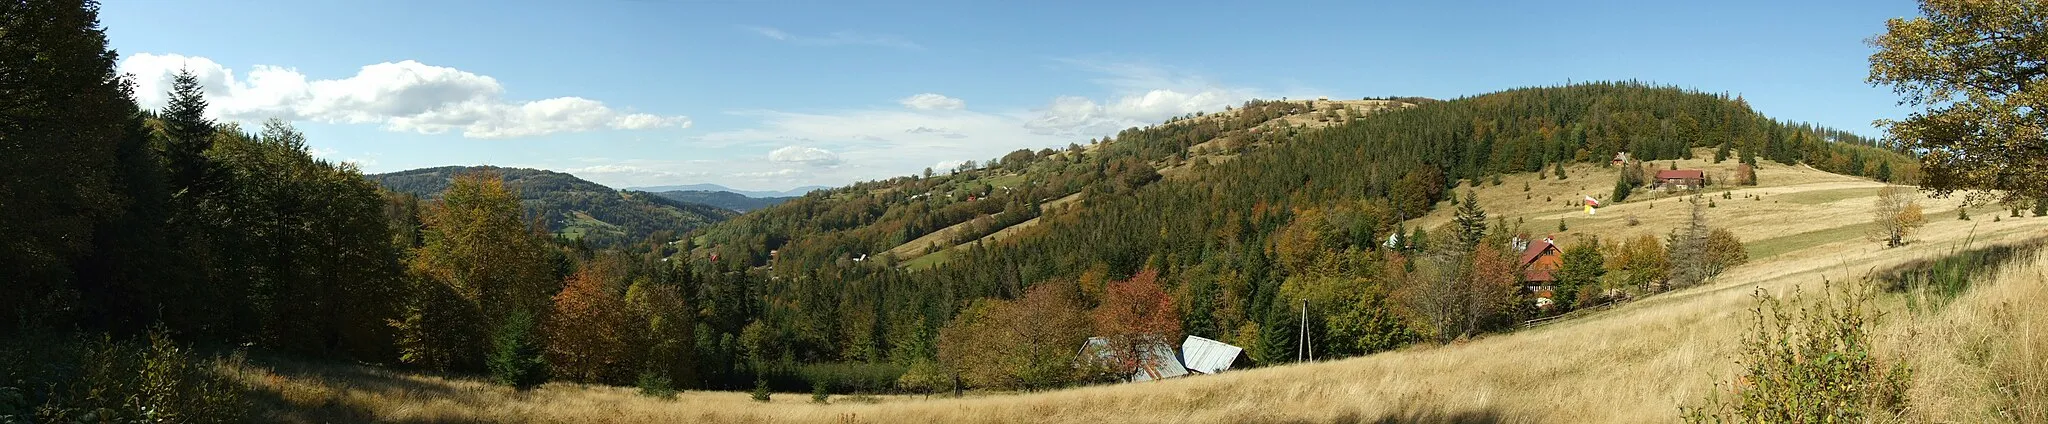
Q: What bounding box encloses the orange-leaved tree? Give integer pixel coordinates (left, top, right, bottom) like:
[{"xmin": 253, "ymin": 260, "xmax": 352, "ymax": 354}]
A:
[
  {"xmin": 1090, "ymin": 268, "xmax": 1183, "ymax": 380},
  {"xmin": 546, "ymin": 258, "xmax": 639, "ymax": 383}
]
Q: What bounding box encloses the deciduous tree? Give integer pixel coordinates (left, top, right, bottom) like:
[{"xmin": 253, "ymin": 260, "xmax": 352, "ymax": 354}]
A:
[
  {"xmin": 1870, "ymin": 186, "xmax": 1927, "ymax": 248},
  {"xmin": 1868, "ymin": 0, "xmax": 2048, "ymax": 198}
]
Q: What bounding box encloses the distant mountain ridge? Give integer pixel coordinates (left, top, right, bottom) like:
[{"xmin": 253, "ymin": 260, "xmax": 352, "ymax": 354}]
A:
[
  {"xmin": 368, "ymin": 166, "xmax": 734, "ymax": 246},
  {"xmin": 648, "ymin": 190, "xmax": 794, "ymax": 213},
  {"xmin": 628, "ymin": 183, "xmax": 828, "ymax": 198}
]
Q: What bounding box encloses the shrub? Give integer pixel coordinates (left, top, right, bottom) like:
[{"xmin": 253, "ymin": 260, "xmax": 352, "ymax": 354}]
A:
[
  {"xmin": 751, "ymin": 378, "xmax": 772, "ymax": 402},
  {"xmin": 636, "ymin": 370, "xmax": 678, "ymax": 399},
  {"xmin": 797, "ymin": 362, "xmax": 907, "ymax": 395},
  {"xmin": 812, "ymin": 380, "xmax": 830, "ymax": 404},
  {"xmin": 2, "ymin": 327, "xmax": 246, "ymax": 423},
  {"xmin": 1682, "ymin": 282, "xmax": 1910, "ymax": 423},
  {"xmin": 896, "ymin": 360, "xmax": 947, "ymax": 398}
]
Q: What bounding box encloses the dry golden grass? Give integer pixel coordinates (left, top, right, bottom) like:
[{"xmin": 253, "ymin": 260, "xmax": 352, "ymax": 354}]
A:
[
  {"xmin": 240, "ymin": 163, "xmax": 2048, "ymax": 423},
  {"xmin": 1880, "ymin": 246, "xmax": 2048, "ymax": 423}
]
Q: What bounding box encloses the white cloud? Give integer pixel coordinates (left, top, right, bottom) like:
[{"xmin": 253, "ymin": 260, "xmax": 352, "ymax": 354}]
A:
[
  {"xmin": 768, "ymin": 146, "xmax": 843, "ymax": 166},
  {"xmin": 307, "ymin": 147, "xmax": 338, "ymax": 158},
  {"xmin": 899, "ymin": 93, "xmax": 965, "ymax": 110},
  {"xmin": 905, "ymin": 126, "xmax": 967, "ymax": 139},
  {"xmin": 733, "ymin": 169, "xmax": 803, "ymax": 178},
  {"xmin": 740, "ymin": 26, "xmax": 923, "ymax": 50},
  {"xmin": 1022, "ymin": 59, "xmax": 1262, "ymax": 137},
  {"xmin": 118, "ymin": 53, "xmax": 691, "ymax": 139},
  {"xmin": 689, "ymin": 58, "xmax": 1270, "ymax": 188}
]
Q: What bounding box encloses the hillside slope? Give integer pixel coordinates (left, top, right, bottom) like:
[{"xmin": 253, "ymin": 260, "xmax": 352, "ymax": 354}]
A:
[
  {"xmin": 369, "ymin": 166, "xmax": 733, "ymax": 245},
  {"xmin": 649, "ymin": 190, "xmax": 794, "ymax": 213},
  {"xmin": 237, "ymin": 162, "xmax": 2048, "ymax": 423}
]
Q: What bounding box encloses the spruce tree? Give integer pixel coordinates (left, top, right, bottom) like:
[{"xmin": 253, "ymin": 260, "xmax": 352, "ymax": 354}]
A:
[
  {"xmin": 1453, "ymin": 191, "xmax": 1488, "ymax": 250},
  {"xmin": 161, "ymin": 69, "xmax": 216, "ymax": 194},
  {"xmin": 488, "ymin": 310, "xmax": 550, "ymax": 390}
]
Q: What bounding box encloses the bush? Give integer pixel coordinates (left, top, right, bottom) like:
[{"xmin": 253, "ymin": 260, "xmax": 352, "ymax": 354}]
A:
[
  {"xmin": 811, "ymin": 380, "xmax": 830, "ymax": 404},
  {"xmin": 895, "ymin": 360, "xmax": 947, "ymax": 398},
  {"xmin": 1682, "ymin": 283, "xmax": 1909, "ymax": 423},
  {"xmin": 636, "ymin": 370, "xmax": 678, "ymax": 399},
  {"xmin": 751, "ymin": 378, "xmax": 772, "ymax": 402},
  {"xmin": 0, "ymin": 327, "xmax": 246, "ymax": 423},
  {"xmin": 797, "ymin": 362, "xmax": 908, "ymax": 394}
]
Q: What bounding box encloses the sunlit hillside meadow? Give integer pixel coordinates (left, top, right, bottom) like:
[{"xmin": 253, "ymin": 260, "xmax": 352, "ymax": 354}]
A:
[{"xmin": 234, "ymin": 161, "xmax": 2048, "ymax": 423}]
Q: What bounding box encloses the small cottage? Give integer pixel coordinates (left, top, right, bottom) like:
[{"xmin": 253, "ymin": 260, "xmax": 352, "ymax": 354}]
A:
[{"xmin": 1653, "ymin": 169, "xmax": 1708, "ymax": 190}]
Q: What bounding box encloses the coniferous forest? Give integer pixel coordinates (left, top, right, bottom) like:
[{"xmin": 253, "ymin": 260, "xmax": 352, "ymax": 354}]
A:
[{"xmin": 1, "ymin": 0, "xmax": 1926, "ymax": 419}]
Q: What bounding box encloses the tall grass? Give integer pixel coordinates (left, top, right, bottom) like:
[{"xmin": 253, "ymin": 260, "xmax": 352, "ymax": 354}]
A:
[{"xmin": 1883, "ymin": 242, "xmax": 2048, "ymax": 423}]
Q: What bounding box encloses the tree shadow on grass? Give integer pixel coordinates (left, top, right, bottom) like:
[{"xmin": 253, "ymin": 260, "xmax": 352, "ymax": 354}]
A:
[
  {"xmin": 232, "ymin": 354, "xmax": 505, "ymax": 424},
  {"xmin": 1280, "ymin": 407, "xmax": 1512, "ymax": 424}
]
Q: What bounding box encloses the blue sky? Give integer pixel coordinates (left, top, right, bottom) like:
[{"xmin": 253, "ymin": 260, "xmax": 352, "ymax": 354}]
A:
[{"xmin": 102, "ymin": 0, "xmax": 1919, "ymax": 191}]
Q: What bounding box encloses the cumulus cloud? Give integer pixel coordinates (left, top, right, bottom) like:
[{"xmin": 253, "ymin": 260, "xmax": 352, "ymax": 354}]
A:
[
  {"xmin": 691, "ymin": 58, "xmax": 1270, "ymax": 188},
  {"xmin": 768, "ymin": 146, "xmax": 843, "ymax": 166},
  {"xmin": 899, "ymin": 93, "xmax": 965, "ymax": 110},
  {"xmin": 1024, "ymin": 59, "xmax": 1262, "ymax": 137},
  {"xmin": 740, "ymin": 25, "xmax": 923, "ymax": 50},
  {"xmin": 118, "ymin": 53, "xmax": 691, "ymax": 139}
]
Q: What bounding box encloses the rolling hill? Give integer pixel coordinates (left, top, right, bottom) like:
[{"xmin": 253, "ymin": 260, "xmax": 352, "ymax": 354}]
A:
[
  {"xmin": 629, "ymin": 183, "xmax": 829, "ymax": 198},
  {"xmin": 368, "ymin": 166, "xmax": 734, "ymax": 246},
  {"xmin": 648, "ymin": 190, "xmax": 795, "ymax": 213}
]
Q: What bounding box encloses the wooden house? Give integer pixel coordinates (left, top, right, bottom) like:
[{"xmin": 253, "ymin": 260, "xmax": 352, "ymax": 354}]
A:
[
  {"xmin": 1519, "ymin": 237, "xmax": 1562, "ymax": 284},
  {"xmin": 1653, "ymin": 169, "xmax": 1708, "ymax": 190}
]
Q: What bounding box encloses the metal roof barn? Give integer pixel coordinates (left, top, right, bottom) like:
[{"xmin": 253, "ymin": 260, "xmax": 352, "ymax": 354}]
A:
[
  {"xmin": 1081, "ymin": 337, "xmax": 1189, "ymax": 382},
  {"xmin": 1179, "ymin": 335, "xmax": 1246, "ymax": 374}
]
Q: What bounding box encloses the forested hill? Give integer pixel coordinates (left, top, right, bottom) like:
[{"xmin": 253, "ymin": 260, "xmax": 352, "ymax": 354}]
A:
[
  {"xmin": 650, "ymin": 190, "xmax": 795, "ymax": 213},
  {"xmin": 694, "ymin": 85, "xmax": 1910, "ymax": 276},
  {"xmin": 658, "ymin": 83, "xmax": 1917, "ymax": 390},
  {"xmin": 369, "ymin": 166, "xmax": 733, "ymax": 245}
]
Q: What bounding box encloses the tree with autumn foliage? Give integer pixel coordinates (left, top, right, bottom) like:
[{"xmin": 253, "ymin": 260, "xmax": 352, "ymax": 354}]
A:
[
  {"xmin": 936, "ymin": 279, "xmax": 1093, "ymax": 390},
  {"xmin": 546, "ymin": 258, "xmax": 640, "ymax": 383},
  {"xmin": 1090, "ymin": 269, "xmax": 1183, "ymax": 380},
  {"xmin": 1870, "ymin": 186, "xmax": 1927, "ymax": 248},
  {"xmin": 393, "ymin": 171, "xmax": 560, "ymax": 371}
]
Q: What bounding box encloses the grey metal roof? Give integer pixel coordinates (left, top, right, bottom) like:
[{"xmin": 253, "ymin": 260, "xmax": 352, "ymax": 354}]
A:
[
  {"xmin": 1080, "ymin": 336, "xmax": 1189, "ymax": 382},
  {"xmin": 1179, "ymin": 335, "xmax": 1244, "ymax": 374}
]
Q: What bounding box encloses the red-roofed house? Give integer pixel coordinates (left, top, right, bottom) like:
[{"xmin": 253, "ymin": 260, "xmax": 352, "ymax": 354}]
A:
[
  {"xmin": 1519, "ymin": 237, "xmax": 1563, "ymax": 284},
  {"xmin": 1653, "ymin": 169, "xmax": 1708, "ymax": 190}
]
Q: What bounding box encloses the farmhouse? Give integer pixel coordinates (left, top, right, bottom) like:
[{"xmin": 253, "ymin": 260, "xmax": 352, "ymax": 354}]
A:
[
  {"xmin": 1518, "ymin": 237, "xmax": 1562, "ymax": 284},
  {"xmin": 1653, "ymin": 169, "xmax": 1708, "ymax": 190}
]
